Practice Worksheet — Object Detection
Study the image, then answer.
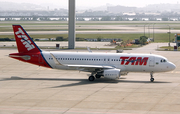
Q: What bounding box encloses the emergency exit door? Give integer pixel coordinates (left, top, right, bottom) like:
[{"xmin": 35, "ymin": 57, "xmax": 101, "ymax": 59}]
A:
[{"xmin": 149, "ymin": 56, "xmax": 155, "ymax": 67}]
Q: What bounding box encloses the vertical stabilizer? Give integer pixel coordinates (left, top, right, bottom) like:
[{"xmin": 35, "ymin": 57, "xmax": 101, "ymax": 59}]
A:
[{"xmin": 12, "ymin": 25, "xmax": 41, "ymax": 53}]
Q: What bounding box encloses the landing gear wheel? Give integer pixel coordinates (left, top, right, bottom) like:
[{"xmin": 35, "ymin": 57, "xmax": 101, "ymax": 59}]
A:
[
  {"xmin": 150, "ymin": 72, "xmax": 154, "ymax": 82},
  {"xmin": 95, "ymin": 74, "xmax": 101, "ymax": 79},
  {"xmin": 150, "ymin": 78, "xmax": 154, "ymax": 82},
  {"xmin": 89, "ymin": 76, "xmax": 95, "ymax": 81}
]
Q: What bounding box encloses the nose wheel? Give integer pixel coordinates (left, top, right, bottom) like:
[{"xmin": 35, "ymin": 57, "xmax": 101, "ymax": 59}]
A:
[
  {"xmin": 150, "ymin": 78, "xmax": 154, "ymax": 82},
  {"xmin": 150, "ymin": 72, "xmax": 154, "ymax": 82}
]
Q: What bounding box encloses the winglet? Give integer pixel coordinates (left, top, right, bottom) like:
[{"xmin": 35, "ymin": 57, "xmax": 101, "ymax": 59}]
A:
[
  {"xmin": 87, "ymin": 47, "xmax": 92, "ymax": 53},
  {"xmin": 50, "ymin": 53, "xmax": 64, "ymax": 65}
]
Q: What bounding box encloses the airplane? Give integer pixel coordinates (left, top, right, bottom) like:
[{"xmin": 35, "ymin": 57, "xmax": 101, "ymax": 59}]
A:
[{"xmin": 9, "ymin": 25, "xmax": 176, "ymax": 82}]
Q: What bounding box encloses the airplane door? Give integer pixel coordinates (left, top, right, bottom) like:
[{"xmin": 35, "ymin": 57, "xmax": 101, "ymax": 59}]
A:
[{"xmin": 149, "ymin": 56, "xmax": 155, "ymax": 67}]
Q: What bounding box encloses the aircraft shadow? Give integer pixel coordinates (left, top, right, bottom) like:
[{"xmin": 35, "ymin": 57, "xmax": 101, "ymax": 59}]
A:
[{"xmin": 0, "ymin": 76, "xmax": 171, "ymax": 88}]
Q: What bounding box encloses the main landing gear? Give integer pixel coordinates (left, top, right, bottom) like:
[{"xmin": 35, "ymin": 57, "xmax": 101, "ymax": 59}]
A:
[
  {"xmin": 150, "ymin": 72, "xmax": 154, "ymax": 82},
  {"xmin": 88, "ymin": 72, "xmax": 95, "ymax": 81},
  {"xmin": 88, "ymin": 76, "xmax": 95, "ymax": 81},
  {"xmin": 88, "ymin": 72, "xmax": 102, "ymax": 81}
]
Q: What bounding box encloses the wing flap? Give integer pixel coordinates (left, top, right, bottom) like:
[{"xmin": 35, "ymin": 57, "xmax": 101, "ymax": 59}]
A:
[{"xmin": 66, "ymin": 64, "xmax": 114, "ymax": 69}]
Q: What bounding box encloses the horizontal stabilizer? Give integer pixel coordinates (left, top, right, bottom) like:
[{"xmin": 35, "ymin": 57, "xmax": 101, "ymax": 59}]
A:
[{"xmin": 9, "ymin": 55, "xmax": 31, "ymax": 60}]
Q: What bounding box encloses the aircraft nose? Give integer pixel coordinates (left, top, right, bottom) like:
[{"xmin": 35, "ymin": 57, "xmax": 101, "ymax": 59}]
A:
[{"xmin": 169, "ymin": 62, "xmax": 176, "ymax": 71}]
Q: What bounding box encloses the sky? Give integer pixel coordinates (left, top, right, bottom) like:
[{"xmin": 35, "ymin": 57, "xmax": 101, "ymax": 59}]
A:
[{"xmin": 1, "ymin": 0, "xmax": 180, "ymax": 7}]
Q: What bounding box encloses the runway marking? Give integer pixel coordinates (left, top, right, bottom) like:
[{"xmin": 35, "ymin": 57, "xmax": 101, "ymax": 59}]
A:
[{"xmin": 0, "ymin": 108, "xmax": 136, "ymax": 114}]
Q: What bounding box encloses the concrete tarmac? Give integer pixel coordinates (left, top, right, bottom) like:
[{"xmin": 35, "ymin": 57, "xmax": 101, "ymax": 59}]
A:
[
  {"xmin": 0, "ymin": 43, "xmax": 180, "ymax": 114},
  {"xmin": 1, "ymin": 29, "xmax": 180, "ymax": 35}
]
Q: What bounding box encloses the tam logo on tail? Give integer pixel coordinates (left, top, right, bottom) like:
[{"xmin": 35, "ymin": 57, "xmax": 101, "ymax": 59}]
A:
[{"xmin": 15, "ymin": 28, "xmax": 35, "ymax": 51}]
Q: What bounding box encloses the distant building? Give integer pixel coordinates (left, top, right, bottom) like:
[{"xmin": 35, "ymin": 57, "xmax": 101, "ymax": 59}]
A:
[
  {"xmin": 107, "ymin": 5, "xmax": 137, "ymax": 14},
  {"xmin": 85, "ymin": 39, "xmax": 97, "ymax": 42},
  {"xmin": 123, "ymin": 12, "xmax": 136, "ymax": 16}
]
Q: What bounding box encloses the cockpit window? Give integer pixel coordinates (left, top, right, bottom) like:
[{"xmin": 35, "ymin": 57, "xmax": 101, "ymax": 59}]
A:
[{"xmin": 160, "ymin": 59, "xmax": 167, "ymax": 63}]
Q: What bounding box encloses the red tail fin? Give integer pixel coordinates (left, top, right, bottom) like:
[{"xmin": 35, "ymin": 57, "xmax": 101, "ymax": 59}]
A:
[{"xmin": 12, "ymin": 25, "xmax": 41, "ymax": 53}]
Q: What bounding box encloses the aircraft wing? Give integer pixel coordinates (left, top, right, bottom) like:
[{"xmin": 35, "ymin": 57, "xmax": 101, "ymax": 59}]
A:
[
  {"xmin": 66, "ymin": 65, "xmax": 114, "ymax": 69},
  {"xmin": 66, "ymin": 65, "xmax": 115, "ymax": 72},
  {"xmin": 50, "ymin": 53, "xmax": 115, "ymax": 71}
]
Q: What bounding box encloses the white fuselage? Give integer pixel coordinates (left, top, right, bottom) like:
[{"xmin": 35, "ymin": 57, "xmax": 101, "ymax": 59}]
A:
[{"xmin": 42, "ymin": 52, "xmax": 175, "ymax": 73}]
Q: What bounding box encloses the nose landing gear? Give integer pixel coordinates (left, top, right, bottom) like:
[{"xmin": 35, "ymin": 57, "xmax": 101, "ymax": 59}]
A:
[{"xmin": 150, "ymin": 72, "xmax": 154, "ymax": 82}]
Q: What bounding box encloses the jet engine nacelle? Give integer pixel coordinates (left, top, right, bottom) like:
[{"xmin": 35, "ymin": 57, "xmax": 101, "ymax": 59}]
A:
[{"xmin": 103, "ymin": 69, "xmax": 120, "ymax": 80}]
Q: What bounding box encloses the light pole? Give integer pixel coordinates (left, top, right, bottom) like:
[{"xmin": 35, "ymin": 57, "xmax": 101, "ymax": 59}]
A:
[
  {"xmin": 153, "ymin": 23, "xmax": 156, "ymax": 42},
  {"xmin": 144, "ymin": 23, "xmax": 148, "ymax": 36},
  {"xmin": 148, "ymin": 24, "xmax": 152, "ymax": 38},
  {"xmin": 68, "ymin": 0, "xmax": 76, "ymax": 49},
  {"xmin": 167, "ymin": 25, "xmax": 171, "ymax": 47}
]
